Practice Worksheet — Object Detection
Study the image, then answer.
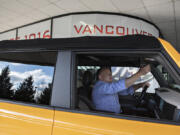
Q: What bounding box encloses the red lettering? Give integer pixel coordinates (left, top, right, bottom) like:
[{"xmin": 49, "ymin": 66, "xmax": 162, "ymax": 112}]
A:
[
  {"xmin": 29, "ymin": 33, "xmax": 36, "ymax": 39},
  {"xmin": 94, "ymin": 25, "xmax": 103, "ymax": 34},
  {"xmin": 106, "ymin": 25, "xmax": 114, "ymax": 34},
  {"xmin": 116, "ymin": 26, "xmax": 125, "ymax": 35},
  {"xmin": 135, "ymin": 29, "xmax": 139, "ymax": 34},
  {"xmin": 143, "ymin": 31, "xmax": 147, "ymax": 35},
  {"xmin": 74, "ymin": 25, "xmax": 83, "ymax": 34},
  {"xmin": 135, "ymin": 29, "xmax": 143, "ymax": 34},
  {"xmin": 38, "ymin": 32, "xmax": 41, "ymax": 38},
  {"xmin": 132, "ymin": 28, "xmax": 134, "ymax": 35},
  {"xmin": 25, "ymin": 35, "xmax": 28, "ymax": 40},
  {"xmin": 126, "ymin": 27, "xmax": 129, "ymax": 35},
  {"xmin": 148, "ymin": 33, "xmax": 152, "ymax": 36},
  {"xmin": 82, "ymin": 25, "xmax": 92, "ymax": 34},
  {"xmin": 43, "ymin": 30, "xmax": 51, "ymax": 38},
  {"xmin": 16, "ymin": 37, "xmax": 20, "ymax": 40},
  {"xmin": 10, "ymin": 38, "xmax": 15, "ymax": 40}
]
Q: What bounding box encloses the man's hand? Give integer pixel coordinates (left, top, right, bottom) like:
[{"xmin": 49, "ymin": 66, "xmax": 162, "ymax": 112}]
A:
[
  {"xmin": 141, "ymin": 82, "xmax": 150, "ymax": 89},
  {"xmin": 133, "ymin": 82, "xmax": 150, "ymax": 91},
  {"xmin": 125, "ymin": 65, "xmax": 151, "ymax": 88},
  {"xmin": 138, "ymin": 65, "xmax": 151, "ymax": 75}
]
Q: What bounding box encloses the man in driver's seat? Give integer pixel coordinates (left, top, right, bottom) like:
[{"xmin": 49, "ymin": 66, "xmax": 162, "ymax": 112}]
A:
[{"xmin": 92, "ymin": 65, "xmax": 150, "ymax": 114}]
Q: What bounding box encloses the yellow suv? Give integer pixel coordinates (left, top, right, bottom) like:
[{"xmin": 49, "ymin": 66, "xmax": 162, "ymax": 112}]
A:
[{"xmin": 0, "ymin": 35, "xmax": 180, "ymax": 135}]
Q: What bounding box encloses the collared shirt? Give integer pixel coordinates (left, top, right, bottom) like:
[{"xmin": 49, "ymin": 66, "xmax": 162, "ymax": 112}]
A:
[{"xmin": 92, "ymin": 79, "xmax": 134, "ymax": 113}]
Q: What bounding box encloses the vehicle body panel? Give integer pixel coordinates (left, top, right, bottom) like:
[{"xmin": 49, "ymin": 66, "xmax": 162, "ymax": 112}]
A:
[
  {"xmin": 53, "ymin": 110, "xmax": 180, "ymax": 135},
  {"xmin": 0, "ymin": 101, "xmax": 54, "ymax": 135},
  {"xmin": 158, "ymin": 38, "xmax": 180, "ymax": 68}
]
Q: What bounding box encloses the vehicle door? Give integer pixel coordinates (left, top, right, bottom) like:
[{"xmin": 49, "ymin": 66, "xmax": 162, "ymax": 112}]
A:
[
  {"xmin": 0, "ymin": 101, "xmax": 54, "ymax": 135},
  {"xmin": 0, "ymin": 51, "xmax": 56, "ymax": 135},
  {"xmin": 51, "ymin": 51, "xmax": 180, "ymax": 135}
]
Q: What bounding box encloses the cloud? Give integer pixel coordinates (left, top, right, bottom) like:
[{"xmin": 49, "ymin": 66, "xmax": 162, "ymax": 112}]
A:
[
  {"xmin": 10, "ymin": 63, "xmax": 21, "ymax": 66},
  {"xmin": 10, "ymin": 69, "xmax": 53, "ymax": 90}
]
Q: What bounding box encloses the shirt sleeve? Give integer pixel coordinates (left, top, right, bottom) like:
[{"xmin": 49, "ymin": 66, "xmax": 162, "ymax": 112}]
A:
[
  {"xmin": 99, "ymin": 79, "xmax": 127, "ymax": 94},
  {"xmin": 118, "ymin": 86, "xmax": 134, "ymax": 96}
]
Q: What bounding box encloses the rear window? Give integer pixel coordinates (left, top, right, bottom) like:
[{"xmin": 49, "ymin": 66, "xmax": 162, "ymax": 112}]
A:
[{"xmin": 0, "ymin": 51, "xmax": 57, "ymax": 105}]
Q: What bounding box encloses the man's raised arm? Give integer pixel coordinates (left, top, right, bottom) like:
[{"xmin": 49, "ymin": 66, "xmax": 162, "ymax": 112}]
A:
[{"xmin": 125, "ymin": 65, "xmax": 151, "ymax": 88}]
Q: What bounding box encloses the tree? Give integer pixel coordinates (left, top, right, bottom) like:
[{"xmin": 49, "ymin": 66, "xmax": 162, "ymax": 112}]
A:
[
  {"xmin": 0, "ymin": 66, "xmax": 13, "ymax": 99},
  {"xmin": 37, "ymin": 83, "xmax": 52, "ymax": 105},
  {"xmin": 14, "ymin": 76, "xmax": 35, "ymax": 103}
]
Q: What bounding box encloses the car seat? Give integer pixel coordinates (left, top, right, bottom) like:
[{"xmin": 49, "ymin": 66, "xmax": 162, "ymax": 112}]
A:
[{"xmin": 78, "ymin": 70, "xmax": 95, "ymax": 110}]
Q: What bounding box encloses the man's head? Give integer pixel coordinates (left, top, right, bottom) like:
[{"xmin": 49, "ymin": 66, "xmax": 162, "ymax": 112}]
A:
[{"xmin": 97, "ymin": 67, "xmax": 112, "ymax": 83}]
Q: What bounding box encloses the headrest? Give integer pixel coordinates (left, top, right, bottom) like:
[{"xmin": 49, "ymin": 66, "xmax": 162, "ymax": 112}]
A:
[{"xmin": 82, "ymin": 71, "xmax": 93, "ymax": 86}]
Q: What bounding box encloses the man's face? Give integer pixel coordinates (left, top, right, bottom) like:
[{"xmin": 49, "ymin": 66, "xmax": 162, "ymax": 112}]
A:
[{"xmin": 99, "ymin": 69, "xmax": 113, "ymax": 83}]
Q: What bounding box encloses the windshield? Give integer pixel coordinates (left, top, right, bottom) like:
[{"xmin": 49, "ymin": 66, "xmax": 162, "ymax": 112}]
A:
[{"xmin": 155, "ymin": 64, "xmax": 180, "ymax": 91}]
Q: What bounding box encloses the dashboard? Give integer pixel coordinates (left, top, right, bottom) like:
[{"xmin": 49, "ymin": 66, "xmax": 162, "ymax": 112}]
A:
[{"xmin": 155, "ymin": 88, "xmax": 180, "ymax": 121}]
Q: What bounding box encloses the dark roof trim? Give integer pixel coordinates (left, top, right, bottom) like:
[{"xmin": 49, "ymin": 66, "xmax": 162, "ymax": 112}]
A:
[{"xmin": 0, "ymin": 35, "xmax": 162, "ymax": 51}]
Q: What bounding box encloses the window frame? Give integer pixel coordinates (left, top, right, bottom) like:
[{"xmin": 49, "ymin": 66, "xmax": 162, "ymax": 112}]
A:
[
  {"xmin": 69, "ymin": 49, "xmax": 180, "ymax": 125},
  {"xmin": 0, "ymin": 48, "xmax": 180, "ymax": 125},
  {"xmin": 0, "ymin": 49, "xmax": 57, "ymax": 109}
]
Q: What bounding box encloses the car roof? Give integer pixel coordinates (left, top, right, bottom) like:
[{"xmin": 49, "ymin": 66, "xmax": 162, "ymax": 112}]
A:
[{"xmin": 0, "ymin": 35, "xmax": 162, "ymax": 52}]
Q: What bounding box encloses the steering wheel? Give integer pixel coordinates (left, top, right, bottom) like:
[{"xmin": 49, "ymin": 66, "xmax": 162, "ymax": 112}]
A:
[{"xmin": 136, "ymin": 85, "xmax": 149, "ymax": 106}]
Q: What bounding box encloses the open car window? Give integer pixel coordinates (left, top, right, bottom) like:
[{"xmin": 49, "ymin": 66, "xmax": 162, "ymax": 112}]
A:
[
  {"xmin": 75, "ymin": 52, "xmax": 180, "ymax": 122},
  {"xmin": 111, "ymin": 66, "xmax": 159, "ymax": 93}
]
